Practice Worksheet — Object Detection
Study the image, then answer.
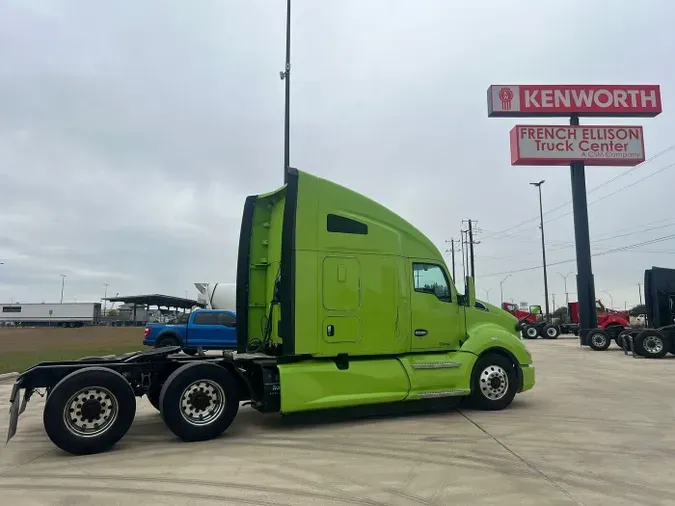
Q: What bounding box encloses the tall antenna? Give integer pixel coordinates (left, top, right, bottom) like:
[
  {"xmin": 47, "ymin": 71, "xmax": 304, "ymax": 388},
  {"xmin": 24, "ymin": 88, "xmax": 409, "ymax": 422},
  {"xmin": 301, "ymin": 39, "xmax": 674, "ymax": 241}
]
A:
[{"xmin": 280, "ymin": 0, "xmax": 292, "ymax": 183}]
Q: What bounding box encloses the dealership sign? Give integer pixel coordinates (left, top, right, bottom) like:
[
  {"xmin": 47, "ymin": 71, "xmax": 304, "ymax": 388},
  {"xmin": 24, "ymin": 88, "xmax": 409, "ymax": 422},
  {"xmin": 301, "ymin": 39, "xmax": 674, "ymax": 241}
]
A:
[
  {"xmin": 510, "ymin": 125, "xmax": 645, "ymax": 166},
  {"xmin": 488, "ymin": 85, "xmax": 662, "ymax": 118}
]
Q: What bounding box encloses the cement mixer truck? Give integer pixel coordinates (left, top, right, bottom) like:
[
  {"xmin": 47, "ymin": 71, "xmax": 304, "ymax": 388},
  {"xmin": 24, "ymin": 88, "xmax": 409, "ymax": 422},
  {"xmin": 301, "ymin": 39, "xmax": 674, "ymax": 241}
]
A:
[{"xmin": 195, "ymin": 282, "xmax": 236, "ymax": 310}]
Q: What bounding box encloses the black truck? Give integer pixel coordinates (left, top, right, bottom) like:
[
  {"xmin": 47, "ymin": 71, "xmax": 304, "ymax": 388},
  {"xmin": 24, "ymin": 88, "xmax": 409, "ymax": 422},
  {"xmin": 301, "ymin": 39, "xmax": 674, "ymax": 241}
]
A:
[{"xmin": 618, "ymin": 266, "xmax": 675, "ymax": 358}]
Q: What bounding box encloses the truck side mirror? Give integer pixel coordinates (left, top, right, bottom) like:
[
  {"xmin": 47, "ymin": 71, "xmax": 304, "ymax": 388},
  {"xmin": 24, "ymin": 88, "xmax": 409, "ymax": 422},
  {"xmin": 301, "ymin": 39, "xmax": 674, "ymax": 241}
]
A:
[{"xmin": 465, "ymin": 276, "xmax": 476, "ymax": 308}]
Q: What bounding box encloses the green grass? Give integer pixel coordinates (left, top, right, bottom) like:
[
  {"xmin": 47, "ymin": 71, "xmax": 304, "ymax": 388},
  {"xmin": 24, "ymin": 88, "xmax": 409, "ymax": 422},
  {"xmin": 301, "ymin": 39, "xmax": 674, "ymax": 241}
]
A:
[{"xmin": 0, "ymin": 345, "xmax": 144, "ymax": 374}]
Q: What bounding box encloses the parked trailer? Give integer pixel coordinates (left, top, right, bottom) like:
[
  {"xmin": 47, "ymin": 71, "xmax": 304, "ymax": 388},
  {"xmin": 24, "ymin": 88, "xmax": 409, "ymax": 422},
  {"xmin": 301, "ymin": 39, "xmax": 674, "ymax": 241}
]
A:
[
  {"xmin": 0, "ymin": 303, "xmax": 102, "ymax": 328},
  {"xmin": 620, "ymin": 266, "xmax": 675, "ymax": 358},
  {"xmin": 6, "ymin": 168, "xmax": 535, "ymax": 455}
]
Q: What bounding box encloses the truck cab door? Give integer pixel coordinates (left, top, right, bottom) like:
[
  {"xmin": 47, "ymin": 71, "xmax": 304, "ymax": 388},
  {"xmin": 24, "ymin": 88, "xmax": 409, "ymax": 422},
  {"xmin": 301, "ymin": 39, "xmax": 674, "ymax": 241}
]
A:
[
  {"xmin": 410, "ymin": 262, "xmax": 462, "ymax": 351},
  {"xmin": 188, "ymin": 311, "xmax": 221, "ymax": 347}
]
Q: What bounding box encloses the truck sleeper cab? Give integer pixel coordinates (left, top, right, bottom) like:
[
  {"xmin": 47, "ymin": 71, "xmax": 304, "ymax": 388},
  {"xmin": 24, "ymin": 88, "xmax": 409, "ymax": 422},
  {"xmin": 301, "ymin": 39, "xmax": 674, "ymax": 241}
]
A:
[{"xmin": 6, "ymin": 167, "xmax": 535, "ymax": 456}]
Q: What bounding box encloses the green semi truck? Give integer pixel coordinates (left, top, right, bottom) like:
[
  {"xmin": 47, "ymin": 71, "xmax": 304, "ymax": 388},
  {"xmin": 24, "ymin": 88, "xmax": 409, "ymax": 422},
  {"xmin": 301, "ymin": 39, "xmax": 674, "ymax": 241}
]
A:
[{"xmin": 6, "ymin": 167, "xmax": 535, "ymax": 455}]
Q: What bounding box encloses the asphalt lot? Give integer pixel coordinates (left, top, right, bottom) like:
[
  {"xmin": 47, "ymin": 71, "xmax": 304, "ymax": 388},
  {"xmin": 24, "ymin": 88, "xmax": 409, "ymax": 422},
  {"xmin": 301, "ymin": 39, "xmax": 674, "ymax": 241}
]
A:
[{"xmin": 0, "ymin": 336, "xmax": 673, "ymax": 506}]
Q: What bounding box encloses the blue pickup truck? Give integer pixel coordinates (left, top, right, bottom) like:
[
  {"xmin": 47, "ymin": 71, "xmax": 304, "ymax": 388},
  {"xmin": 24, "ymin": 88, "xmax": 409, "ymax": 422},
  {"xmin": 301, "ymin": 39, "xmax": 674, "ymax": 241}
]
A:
[{"xmin": 143, "ymin": 309, "xmax": 237, "ymax": 355}]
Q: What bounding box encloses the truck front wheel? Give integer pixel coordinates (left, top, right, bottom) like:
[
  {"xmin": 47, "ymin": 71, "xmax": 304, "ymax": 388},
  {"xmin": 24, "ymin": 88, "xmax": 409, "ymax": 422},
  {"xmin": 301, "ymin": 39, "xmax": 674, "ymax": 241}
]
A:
[
  {"xmin": 468, "ymin": 353, "xmax": 518, "ymax": 411},
  {"xmin": 43, "ymin": 367, "xmax": 137, "ymax": 455},
  {"xmin": 159, "ymin": 362, "xmax": 239, "ymax": 442},
  {"xmin": 634, "ymin": 330, "xmax": 669, "ymax": 358},
  {"xmin": 588, "ymin": 329, "xmax": 611, "ymax": 351}
]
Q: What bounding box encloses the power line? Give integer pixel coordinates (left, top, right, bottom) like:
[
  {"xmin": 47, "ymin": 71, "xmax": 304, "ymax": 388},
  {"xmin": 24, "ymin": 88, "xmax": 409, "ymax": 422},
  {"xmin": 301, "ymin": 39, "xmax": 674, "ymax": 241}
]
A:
[
  {"xmin": 480, "ymin": 143, "xmax": 675, "ymax": 241},
  {"xmin": 480, "ymin": 233, "xmax": 675, "ymax": 278},
  {"xmin": 544, "ymin": 159, "xmax": 675, "ymax": 225}
]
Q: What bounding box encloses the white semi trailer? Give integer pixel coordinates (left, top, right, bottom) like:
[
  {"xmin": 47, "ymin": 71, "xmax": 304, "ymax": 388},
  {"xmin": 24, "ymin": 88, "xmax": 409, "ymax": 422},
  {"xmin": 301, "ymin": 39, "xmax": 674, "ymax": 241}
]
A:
[
  {"xmin": 194, "ymin": 282, "xmax": 236, "ymax": 310},
  {"xmin": 0, "ymin": 302, "xmax": 102, "ymax": 327}
]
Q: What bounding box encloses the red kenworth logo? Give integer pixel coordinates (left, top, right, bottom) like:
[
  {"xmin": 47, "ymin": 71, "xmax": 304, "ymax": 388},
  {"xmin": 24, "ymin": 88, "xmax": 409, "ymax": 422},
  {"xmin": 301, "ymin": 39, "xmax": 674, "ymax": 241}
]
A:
[{"xmin": 499, "ymin": 87, "xmax": 514, "ymax": 110}]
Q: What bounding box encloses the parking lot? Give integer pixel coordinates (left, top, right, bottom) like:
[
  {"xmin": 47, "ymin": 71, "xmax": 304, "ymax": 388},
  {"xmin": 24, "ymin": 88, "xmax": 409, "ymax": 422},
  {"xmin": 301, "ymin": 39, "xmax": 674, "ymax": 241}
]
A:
[{"xmin": 0, "ymin": 336, "xmax": 673, "ymax": 506}]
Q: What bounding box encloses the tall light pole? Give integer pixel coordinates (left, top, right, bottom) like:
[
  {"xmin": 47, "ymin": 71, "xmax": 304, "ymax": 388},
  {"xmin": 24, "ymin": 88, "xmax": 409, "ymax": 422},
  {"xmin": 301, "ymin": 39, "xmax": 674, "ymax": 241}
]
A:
[
  {"xmin": 500, "ymin": 274, "xmax": 512, "ymax": 305},
  {"xmin": 280, "ymin": 0, "xmax": 292, "ymax": 183},
  {"xmin": 602, "ymin": 290, "xmax": 614, "ymax": 309},
  {"xmin": 530, "ymin": 180, "xmax": 550, "ymax": 319},
  {"xmin": 59, "ymin": 274, "xmax": 67, "ymax": 303},
  {"xmin": 483, "ymin": 288, "xmax": 492, "ymax": 303},
  {"xmin": 103, "ymin": 283, "xmax": 109, "ymax": 317},
  {"xmin": 558, "ymin": 271, "xmax": 573, "ymax": 307}
]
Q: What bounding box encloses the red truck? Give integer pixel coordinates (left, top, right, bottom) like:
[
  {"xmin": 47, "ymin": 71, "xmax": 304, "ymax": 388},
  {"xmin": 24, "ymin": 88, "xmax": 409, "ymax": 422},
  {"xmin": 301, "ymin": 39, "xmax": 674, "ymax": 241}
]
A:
[
  {"xmin": 502, "ymin": 299, "xmax": 630, "ymax": 342},
  {"xmin": 501, "ymin": 302, "xmax": 560, "ymax": 339}
]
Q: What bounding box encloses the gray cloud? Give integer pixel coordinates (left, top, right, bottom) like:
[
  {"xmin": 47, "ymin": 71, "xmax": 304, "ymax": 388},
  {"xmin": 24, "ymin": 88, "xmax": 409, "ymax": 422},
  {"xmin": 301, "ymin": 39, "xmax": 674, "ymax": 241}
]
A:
[{"xmin": 1, "ymin": 0, "xmax": 675, "ymax": 310}]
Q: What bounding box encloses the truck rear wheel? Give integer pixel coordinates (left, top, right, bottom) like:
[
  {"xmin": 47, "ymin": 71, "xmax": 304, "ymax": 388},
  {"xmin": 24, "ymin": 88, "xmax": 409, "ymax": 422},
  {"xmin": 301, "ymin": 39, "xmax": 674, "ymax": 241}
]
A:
[
  {"xmin": 634, "ymin": 330, "xmax": 669, "ymax": 358},
  {"xmin": 156, "ymin": 335, "xmax": 179, "ymax": 348},
  {"xmin": 588, "ymin": 329, "xmax": 611, "ymax": 351},
  {"xmin": 43, "ymin": 367, "xmax": 136, "ymax": 455},
  {"xmin": 542, "ymin": 324, "xmax": 559, "ymax": 339},
  {"xmin": 522, "ymin": 325, "xmax": 538, "ymax": 339},
  {"xmin": 468, "ymin": 353, "xmax": 518, "ymax": 411},
  {"xmin": 159, "ymin": 362, "xmax": 239, "ymax": 442}
]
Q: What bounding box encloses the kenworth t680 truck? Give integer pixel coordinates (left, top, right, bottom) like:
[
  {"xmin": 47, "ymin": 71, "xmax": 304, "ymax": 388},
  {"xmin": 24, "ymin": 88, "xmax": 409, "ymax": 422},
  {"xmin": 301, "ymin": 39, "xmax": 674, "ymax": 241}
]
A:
[{"xmin": 6, "ymin": 168, "xmax": 535, "ymax": 455}]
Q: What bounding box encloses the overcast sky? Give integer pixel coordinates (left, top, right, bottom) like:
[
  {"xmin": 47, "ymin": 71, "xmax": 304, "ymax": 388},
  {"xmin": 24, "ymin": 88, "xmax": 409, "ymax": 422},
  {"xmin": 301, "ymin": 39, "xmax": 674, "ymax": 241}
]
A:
[{"xmin": 1, "ymin": 0, "xmax": 674, "ymax": 310}]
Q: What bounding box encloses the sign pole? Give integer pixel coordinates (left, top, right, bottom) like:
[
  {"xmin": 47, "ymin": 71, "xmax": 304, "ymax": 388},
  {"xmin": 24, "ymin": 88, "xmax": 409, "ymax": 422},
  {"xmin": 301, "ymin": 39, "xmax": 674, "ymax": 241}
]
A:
[{"xmin": 569, "ymin": 114, "xmax": 598, "ymax": 346}]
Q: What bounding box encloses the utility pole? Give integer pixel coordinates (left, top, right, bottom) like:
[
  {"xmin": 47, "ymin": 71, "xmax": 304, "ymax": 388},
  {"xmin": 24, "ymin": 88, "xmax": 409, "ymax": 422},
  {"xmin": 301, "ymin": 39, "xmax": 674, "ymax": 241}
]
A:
[
  {"xmin": 530, "ymin": 180, "xmax": 550, "ymax": 319},
  {"xmin": 463, "ymin": 220, "xmax": 477, "ymax": 278},
  {"xmin": 444, "ymin": 239, "xmax": 457, "ymax": 281},
  {"xmin": 280, "ymin": 0, "xmax": 292, "ymax": 183},
  {"xmin": 500, "ymin": 274, "xmax": 512, "ymax": 305},
  {"xmin": 103, "ymin": 283, "xmax": 109, "ymax": 317},
  {"xmin": 60, "ymin": 274, "xmax": 66, "ymax": 304},
  {"xmin": 638, "ymin": 282, "xmax": 643, "ymax": 305},
  {"xmin": 551, "ymin": 293, "xmax": 556, "ymax": 312},
  {"xmin": 483, "ymin": 288, "xmax": 492, "ymax": 303},
  {"xmin": 460, "ymin": 230, "xmax": 467, "ymax": 280}
]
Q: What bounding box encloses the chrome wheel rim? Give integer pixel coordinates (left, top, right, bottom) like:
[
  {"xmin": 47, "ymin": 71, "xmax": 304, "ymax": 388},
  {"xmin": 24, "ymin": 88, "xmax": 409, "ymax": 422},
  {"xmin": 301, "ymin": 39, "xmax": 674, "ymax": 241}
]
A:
[
  {"xmin": 526, "ymin": 328, "xmax": 538, "ymax": 338},
  {"xmin": 180, "ymin": 380, "xmax": 226, "ymax": 426},
  {"xmin": 479, "ymin": 365, "xmax": 509, "ymax": 401},
  {"xmin": 63, "ymin": 386, "xmax": 118, "ymax": 437},
  {"xmin": 644, "ymin": 336, "xmax": 663, "ymax": 354},
  {"xmin": 591, "ymin": 333, "xmax": 607, "ymax": 348},
  {"xmin": 546, "ymin": 327, "xmax": 557, "ymax": 337}
]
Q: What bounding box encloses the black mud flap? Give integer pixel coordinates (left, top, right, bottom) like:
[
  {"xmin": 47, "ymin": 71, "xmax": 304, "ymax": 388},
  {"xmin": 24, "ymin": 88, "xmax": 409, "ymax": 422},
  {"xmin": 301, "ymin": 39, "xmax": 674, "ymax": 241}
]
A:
[{"xmin": 6, "ymin": 383, "xmax": 21, "ymax": 443}]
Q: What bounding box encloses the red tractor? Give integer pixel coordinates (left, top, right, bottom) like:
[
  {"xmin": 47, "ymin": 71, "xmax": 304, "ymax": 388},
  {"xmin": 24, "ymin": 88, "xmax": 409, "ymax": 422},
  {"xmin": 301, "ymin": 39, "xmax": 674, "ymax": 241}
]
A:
[
  {"xmin": 562, "ymin": 299, "xmax": 630, "ymax": 349},
  {"xmin": 501, "ymin": 302, "xmax": 560, "ymax": 340}
]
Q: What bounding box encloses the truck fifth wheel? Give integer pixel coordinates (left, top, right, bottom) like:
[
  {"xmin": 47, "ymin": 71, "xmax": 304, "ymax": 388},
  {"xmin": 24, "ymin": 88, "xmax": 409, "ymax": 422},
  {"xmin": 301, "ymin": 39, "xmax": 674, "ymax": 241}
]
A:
[{"xmin": 6, "ymin": 168, "xmax": 536, "ymax": 455}]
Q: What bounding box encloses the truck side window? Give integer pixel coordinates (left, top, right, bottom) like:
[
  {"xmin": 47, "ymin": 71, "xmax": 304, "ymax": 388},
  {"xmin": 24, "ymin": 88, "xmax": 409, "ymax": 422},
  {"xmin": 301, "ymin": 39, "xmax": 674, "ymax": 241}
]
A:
[
  {"xmin": 413, "ymin": 263, "xmax": 451, "ymax": 302},
  {"xmin": 217, "ymin": 312, "xmax": 236, "ymax": 327},
  {"xmin": 327, "ymin": 214, "xmax": 368, "ymax": 235},
  {"xmin": 193, "ymin": 312, "xmax": 219, "ymax": 325}
]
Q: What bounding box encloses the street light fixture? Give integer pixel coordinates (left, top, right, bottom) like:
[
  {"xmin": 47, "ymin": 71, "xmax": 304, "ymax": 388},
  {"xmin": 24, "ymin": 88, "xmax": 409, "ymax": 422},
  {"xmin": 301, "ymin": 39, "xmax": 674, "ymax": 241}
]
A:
[
  {"xmin": 557, "ymin": 271, "xmax": 573, "ymax": 307},
  {"xmin": 483, "ymin": 288, "xmax": 492, "ymax": 304},
  {"xmin": 500, "ymin": 274, "xmax": 512, "ymax": 305},
  {"xmin": 530, "ymin": 180, "xmax": 550, "ymax": 319},
  {"xmin": 602, "ymin": 290, "xmax": 614, "ymax": 309}
]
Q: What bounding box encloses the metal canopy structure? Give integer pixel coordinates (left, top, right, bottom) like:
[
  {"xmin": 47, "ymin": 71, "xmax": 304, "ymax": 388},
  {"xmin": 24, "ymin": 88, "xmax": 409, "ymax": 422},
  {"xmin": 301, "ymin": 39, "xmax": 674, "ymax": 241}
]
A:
[{"xmin": 104, "ymin": 294, "xmax": 204, "ymax": 310}]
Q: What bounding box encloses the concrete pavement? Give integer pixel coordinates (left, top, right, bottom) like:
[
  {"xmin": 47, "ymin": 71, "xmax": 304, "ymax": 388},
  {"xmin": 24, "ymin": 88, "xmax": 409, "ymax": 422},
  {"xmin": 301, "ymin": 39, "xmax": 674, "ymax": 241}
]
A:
[{"xmin": 0, "ymin": 337, "xmax": 673, "ymax": 505}]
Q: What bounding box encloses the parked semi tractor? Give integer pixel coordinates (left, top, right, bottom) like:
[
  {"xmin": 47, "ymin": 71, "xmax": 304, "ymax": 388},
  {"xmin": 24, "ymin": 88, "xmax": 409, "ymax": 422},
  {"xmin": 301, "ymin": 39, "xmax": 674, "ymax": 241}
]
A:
[
  {"xmin": 6, "ymin": 168, "xmax": 535, "ymax": 455},
  {"xmin": 502, "ymin": 299, "xmax": 629, "ymax": 343},
  {"xmin": 143, "ymin": 308, "xmax": 237, "ymax": 355},
  {"xmin": 0, "ymin": 303, "xmax": 102, "ymax": 328},
  {"xmin": 617, "ymin": 266, "xmax": 675, "ymax": 358},
  {"xmin": 501, "ymin": 302, "xmax": 560, "ymax": 339}
]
